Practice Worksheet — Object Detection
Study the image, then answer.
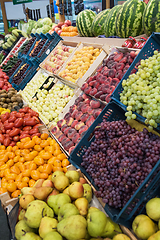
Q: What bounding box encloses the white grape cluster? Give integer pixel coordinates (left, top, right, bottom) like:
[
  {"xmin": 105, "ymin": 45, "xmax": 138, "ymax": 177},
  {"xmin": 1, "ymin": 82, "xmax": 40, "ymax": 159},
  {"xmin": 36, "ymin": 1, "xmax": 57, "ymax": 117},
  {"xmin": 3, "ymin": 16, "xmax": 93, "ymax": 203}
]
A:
[{"xmin": 120, "ymin": 50, "xmax": 160, "ymax": 129}]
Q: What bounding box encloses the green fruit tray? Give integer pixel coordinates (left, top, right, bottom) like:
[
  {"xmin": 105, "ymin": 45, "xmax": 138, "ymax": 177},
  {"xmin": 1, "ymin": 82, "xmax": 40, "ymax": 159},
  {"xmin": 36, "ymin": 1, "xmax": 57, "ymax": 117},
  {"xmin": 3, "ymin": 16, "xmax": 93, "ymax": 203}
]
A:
[
  {"xmin": 111, "ymin": 32, "xmax": 160, "ymax": 130},
  {"xmin": 69, "ymin": 101, "xmax": 160, "ymax": 228}
]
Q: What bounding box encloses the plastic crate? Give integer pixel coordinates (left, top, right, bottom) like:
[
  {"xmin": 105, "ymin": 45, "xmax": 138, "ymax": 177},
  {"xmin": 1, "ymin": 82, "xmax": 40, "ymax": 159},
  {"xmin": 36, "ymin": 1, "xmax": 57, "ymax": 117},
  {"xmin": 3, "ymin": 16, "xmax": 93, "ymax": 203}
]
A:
[
  {"xmin": 8, "ymin": 57, "xmax": 26, "ymax": 83},
  {"xmin": 69, "ymin": 101, "xmax": 160, "ymax": 228},
  {"xmin": 111, "ymin": 32, "xmax": 160, "ymax": 129},
  {"xmin": 10, "ymin": 59, "xmax": 38, "ymax": 91},
  {"xmin": 33, "ymin": 32, "xmax": 63, "ymax": 64}
]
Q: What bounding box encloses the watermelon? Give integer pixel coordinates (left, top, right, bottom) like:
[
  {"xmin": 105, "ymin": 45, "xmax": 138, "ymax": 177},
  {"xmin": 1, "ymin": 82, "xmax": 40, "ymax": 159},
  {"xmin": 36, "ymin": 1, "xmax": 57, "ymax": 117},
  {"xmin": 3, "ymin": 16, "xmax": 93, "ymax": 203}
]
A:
[
  {"xmin": 76, "ymin": 10, "xmax": 96, "ymax": 37},
  {"xmin": 91, "ymin": 9, "xmax": 110, "ymax": 37},
  {"xmin": 104, "ymin": 5, "xmax": 122, "ymax": 37},
  {"xmin": 142, "ymin": 0, "xmax": 160, "ymax": 36},
  {"xmin": 116, "ymin": 0, "xmax": 146, "ymax": 38}
]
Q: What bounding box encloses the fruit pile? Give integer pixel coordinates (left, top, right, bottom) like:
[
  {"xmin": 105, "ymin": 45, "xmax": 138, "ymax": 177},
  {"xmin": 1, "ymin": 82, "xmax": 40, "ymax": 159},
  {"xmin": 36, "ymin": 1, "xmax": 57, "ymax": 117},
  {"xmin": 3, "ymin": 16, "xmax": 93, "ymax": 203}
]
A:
[
  {"xmin": 21, "ymin": 37, "xmax": 36, "ymax": 55},
  {"xmin": 0, "ymin": 88, "xmax": 23, "ymax": 111},
  {"xmin": 81, "ymin": 120, "xmax": 160, "ymax": 209},
  {"xmin": 60, "ymin": 26, "xmax": 78, "ymax": 37},
  {"xmin": 27, "ymin": 83, "xmax": 74, "ymax": 125},
  {"xmin": 15, "ymin": 170, "xmax": 130, "ymax": 240},
  {"xmin": 58, "ymin": 46, "xmax": 102, "ymax": 83},
  {"xmin": 121, "ymin": 50, "xmax": 160, "ymax": 129},
  {"xmin": 0, "ymin": 134, "xmax": 69, "ymax": 198},
  {"xmin": 52, "ymin": 93, "xmax": 104, "ymax": 153},
  {"xmin": 0, "ymin": 69, "xmax": 12, "ymax": 91},
  {"xmin": 50, "ymin": 20, "xmax": 72, "ymax": 36},
  {"xmin": 12, "ymin": 63, "xmax": 29, "ymax": 85},
  {"xmin": 4, "ymin": 59, "xmax": 22, "ymax": 78},
  {"xmin": 2, "ymin": 56, "xmax": 20, "ymax": 75},
  {"xmin": 132, "ymin": 197, "xmax": 160, "ymax": 240},
  {"xmin": 81, "ymin": 50, "xmax": 138, "ymax": 103},
  {"xmin": 21, "ymin": 72, "xmax": 49, "ymax": 101},
  {"xmin": 0, "ymin": 106, "xmax": 42, "ymax": 147},
  {"xmin": 30, "ymin": 39, "xmax": 47, "ymax": 58},
  {"xmin": 42, "ymin": 45, "xmax": 75, "ymax": 74}
]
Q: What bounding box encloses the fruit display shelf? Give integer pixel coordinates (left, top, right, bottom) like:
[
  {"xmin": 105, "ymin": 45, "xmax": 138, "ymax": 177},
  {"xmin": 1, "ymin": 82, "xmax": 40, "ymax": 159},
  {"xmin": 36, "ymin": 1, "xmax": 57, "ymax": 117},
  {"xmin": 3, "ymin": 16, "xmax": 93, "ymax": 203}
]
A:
[
  {"xmin": 79, "ymin": 47, "xmax": 140, "ymax": 106},
  {"xmin": 0, "ymin": 37, "xmax": 27, "ymax": 67},
  {"xmin": 57, "ymin": 42, "xmax": 109, "ymax": 88},
  {"xmin": 69, "ymin": 101, "xmax": 160, "ymax": 229},
  {"xmin": 49, "ymin": 89, "xmax": 105, "ymax": 157},
  {"xmin": 111, "ymin": 32, "xmax": 160, "ymax": 130},
  {"xmin": 5, "ymin": 165, "xmax": 138, "ymax": 240},
  {"xmin": 39, "ymin": 40, "xmax": 78, "ymax": 79}
]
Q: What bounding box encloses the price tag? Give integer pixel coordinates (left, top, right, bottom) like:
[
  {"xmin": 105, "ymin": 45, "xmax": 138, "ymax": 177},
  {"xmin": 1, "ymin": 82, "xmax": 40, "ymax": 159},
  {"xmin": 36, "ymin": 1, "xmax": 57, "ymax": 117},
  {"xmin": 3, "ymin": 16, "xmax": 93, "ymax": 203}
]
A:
[{"xmin": 46, "ymin": 49, "xmax": 50, "ymax": 55}]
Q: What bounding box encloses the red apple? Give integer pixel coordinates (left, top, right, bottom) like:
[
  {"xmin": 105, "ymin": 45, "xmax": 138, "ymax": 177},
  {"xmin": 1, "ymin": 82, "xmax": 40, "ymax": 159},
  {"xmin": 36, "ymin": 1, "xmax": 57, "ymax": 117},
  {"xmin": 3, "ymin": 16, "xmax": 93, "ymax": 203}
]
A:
[
  {"xmin": 58, "ymin": 29, "xmax": 62, "ymax": 35},
  {"xmin": 55, "ymin": 27, "xmax": 60, "ymax": 33},
  {"xmin": 58, "ymin": 22, "xmax": 64, "ymax": 28},
  {"xmin": 65, "ymin": 20, "xmax": 71, "ymax": 26},
  {"xmin": 53, "ymin": 25, "xmax": 58, "ymax": 31}
]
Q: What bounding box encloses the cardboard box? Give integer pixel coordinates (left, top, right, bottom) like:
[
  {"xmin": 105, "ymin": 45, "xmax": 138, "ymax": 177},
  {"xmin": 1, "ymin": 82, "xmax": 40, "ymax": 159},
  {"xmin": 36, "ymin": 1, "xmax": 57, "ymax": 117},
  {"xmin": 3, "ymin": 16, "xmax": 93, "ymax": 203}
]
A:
[
  {"xmin": 39, "ymin": 40, "xmax": 79, "ymax": 78},
  {"xmin": 57, "ymin": 42, "xmax": 109, "ymax": 88}
]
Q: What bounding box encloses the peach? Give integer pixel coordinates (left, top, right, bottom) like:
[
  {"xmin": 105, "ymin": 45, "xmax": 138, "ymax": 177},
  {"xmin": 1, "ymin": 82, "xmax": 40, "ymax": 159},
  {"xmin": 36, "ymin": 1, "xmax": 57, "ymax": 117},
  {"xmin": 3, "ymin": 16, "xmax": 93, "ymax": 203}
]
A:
[
  {"xmin": 71, "ymin": 109, "xmax": 79, "ymax": 118},
  {"xmin": 61, "ymin": 124, "xmax": 68, "ymax": 132},
  {"xmin": 51, "ymin": 126, "xmax": 60, "ymax": 135},
  {"xmin": 63, "ymin": 141, "xmax": 74, "ymax": 151},
  {"xmin": 90, "ymin": 100, "xmax": 101, "ymax": 109},
  {"xmin": 80, "ymin": 113, "xmax": 89, "ymax": 123},
  {"xmin": 75, "ymin": 111, "xmax": 83, "ymax": 121},
  {"xmin": 81, "ymin": 104, "xmax": 89, "ymax": 114},
  {"xmin": 55, "ymin": 130, "xmax": 63, "ymax": 139},
  {"xmin": 68, "ymin": 146, "xmax": 75, "ymax": 155},
  {"xmin": 71, "ymin": 120, "xmax": 79, "ymax": 128},
  {"xmin": 57, "ymin": 119, "xmax": 66, "ymax": 128},
  {"xmin": 75, "ymin": 121, "xmax": 84, "ymax": 131},
  {"xmin": 68, "ymin": 128, "xmax": 77, "ymax": 139},
  {"xmin": 86, "ymin": 115, "xmax": 95, "ymax": 127},
  {"xmin": 61, "ymin": 137, "xmax": 70, "ymax": 145},
  {"xmin": 79, "ymin": 125, "xmax": 88, "ymax": 135},
  {"xmin": 92, "ymin": 108, "xmax": 102, "ymax": 119},
  {"xmin": 64, "ymin": 112, "xmax": 72, "ymax": 120},
  {"xmin": 58, "ymin": 134, "xmax": 66, "ymax": 142},
  {"xmin": 64, "ymin": 127, "xmax": 72, "ymax": 136},
  {"xmin": 66, "ymin": 117, "xmax": 74, "ymax": 126},
  {"xmin": 72, "ymin": 133, "xmax": 80, "ymax": 143}
]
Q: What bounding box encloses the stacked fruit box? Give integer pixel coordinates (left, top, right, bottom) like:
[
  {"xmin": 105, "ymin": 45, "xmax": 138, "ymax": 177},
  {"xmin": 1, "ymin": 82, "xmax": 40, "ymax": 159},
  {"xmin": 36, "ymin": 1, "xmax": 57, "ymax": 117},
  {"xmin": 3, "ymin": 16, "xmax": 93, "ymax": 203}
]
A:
[
  {"xmin": 39, "ymin": 40, "xmax": 79, "ymax": 79},
  {"xmin": 57, "ymin": 42, "xmax": 108, "ymax": 88}
]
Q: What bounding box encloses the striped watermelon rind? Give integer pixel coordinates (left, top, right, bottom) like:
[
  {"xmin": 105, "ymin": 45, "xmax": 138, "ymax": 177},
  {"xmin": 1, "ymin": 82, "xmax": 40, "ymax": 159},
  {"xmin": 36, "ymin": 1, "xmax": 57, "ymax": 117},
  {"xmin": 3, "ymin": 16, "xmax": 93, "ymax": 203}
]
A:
[
  {"xmin": 91, "ymin": 9, "xmax": 110, "ymax": 37},
  {"xmin": 76, "ymin": 10, "xmax": 96, "ymax": 37},
  {"xmin": 142, "ymin": 0, "xmax": 160, "ymax": 36},
  {"xmin": 104, "ymin": 5, "xmax": 122, "ymax": 38},
  {"xmin": 116, "ymin": 0, "xmax": 146, "ymax": 38}
]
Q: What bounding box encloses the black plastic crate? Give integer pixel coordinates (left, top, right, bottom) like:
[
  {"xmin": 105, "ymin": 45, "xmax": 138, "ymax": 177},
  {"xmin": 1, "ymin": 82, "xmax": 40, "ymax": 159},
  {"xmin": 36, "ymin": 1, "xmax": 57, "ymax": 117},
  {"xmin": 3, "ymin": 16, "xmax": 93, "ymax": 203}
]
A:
[{"xmin": 69, "ymin": 101, "xmax": 160, "ymax": 228}]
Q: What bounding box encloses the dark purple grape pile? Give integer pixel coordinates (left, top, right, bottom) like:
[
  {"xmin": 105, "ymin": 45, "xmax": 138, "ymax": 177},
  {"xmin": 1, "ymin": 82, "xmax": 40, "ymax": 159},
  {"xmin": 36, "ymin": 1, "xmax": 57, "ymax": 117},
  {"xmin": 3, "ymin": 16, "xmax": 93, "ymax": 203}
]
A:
[
  {"xmin": 7, "ymin": 59, "xmax": 22, "ymax": 77},
  {"xmin": 31, "ymin": 39, "xmax": 47, "ymax": 57},
  {"xmin": 22, "ymin": 37, "xmax": 36, "ymax": 55},
  {"xmin": 38, "ymin": 41, "xmax": 51, "ymax": 58},
  {"xmin": 81, "ymin": 120, "xmax": 160, "ymax": 208},
  {"xmin": 12, "ymin": 64, "xmax": 29, "ymax": 85}
]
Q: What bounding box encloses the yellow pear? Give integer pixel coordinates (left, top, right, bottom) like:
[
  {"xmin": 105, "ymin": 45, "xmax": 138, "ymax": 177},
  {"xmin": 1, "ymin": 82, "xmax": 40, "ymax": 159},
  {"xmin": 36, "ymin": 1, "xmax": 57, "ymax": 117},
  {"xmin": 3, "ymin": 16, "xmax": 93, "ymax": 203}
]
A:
[
  {"xmin": 19, "ymin": 194, "xmax": 35, "ymax": 209},
  {"xmin": 75, "ymin": 197, "xmax": 88, "ymax": 216}
]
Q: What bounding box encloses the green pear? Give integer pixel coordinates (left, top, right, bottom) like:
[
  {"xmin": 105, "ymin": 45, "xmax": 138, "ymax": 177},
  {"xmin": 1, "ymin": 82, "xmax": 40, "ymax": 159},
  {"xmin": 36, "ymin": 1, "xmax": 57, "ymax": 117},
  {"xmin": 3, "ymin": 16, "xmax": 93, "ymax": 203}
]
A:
[
  {"xmin": 101, "ymin": 217, "xmax": 122, "ymax": 238},
  {"xmin": 87, "ymin": 209, "xmax": 108, "ymax": 237},
  {"xmin": 20, "ymin": 232, "xmax": 42, "ymax": 240},
  {"xmin": 33, "ymin": 187, "xmax": 53, "ymax": 200},
  {"xmin": 146, "ymin": 198, "xmax": 160, "ymax": 221},
  {"xmin": 88, "ymin": 207, "xmax": 100, "ymax": 213},
  {"xmin": 39, "ymin": 216, "xmax": 58, "ymax": 238},
  {"xmin": 65, "ymin": 170, "xmax": 80, "ymax": 183},
  {"xmin": 18, "ymin": 209, "xmax": 26, "ymax": 221},
  {"xmin": 15, "ymin": 220, "xmax": 36, "ymax": 240},
  {"xmin": 83, "ymin": 184, "xmax": 92, "ymax": 203},
  {"xmin": 47, "ymin": 193, "xmax": 71, "ymax": 215},
  {"xmin": 113, "ymin": 234, "xmax": 131, "ymax": 240},
  {"xmin": 57, "ymin": 215, "xmax": 87, "ymax": 240},
  {"xmin": 68, "ymin": 182, "xmax": 84, "ymax": 199},
  {"xmin": 132, "ymin": 214, "xmax": 158, "ymax": 240},
  {"xmin": 51, "ymin": 171, "xmax": 64, "ymax": 184},
  {"xmin": 24, "ymin": 200, "xmax": 54, "ymax": 228},
  {"xmin": 54, "ymin": 175, "xmax": 69, "ymax": 191},
  {"xmin": 43, "ymin": 231, "xmax": 63, "ymax": 240},
  {"xmin": 148, "ymin": 230, "xmax": 160, "ymax": 240},
  {"xmin": 63, "ymin": 186, "xmax": 69, "ymax": 195},
  {"xmin": 19, "ymin": 194, "xmax": 35, "ymax": 209},
  {"xmin": 75, "ymin": 197, "xmax": 88, "ymax": 216},
  {"xmin": 21, "ymin": 187, "xmax": 35, "ymax": 195},
  {"xmin": 58, "ymin": 203, "xmax": 79, "ymax": 221}
]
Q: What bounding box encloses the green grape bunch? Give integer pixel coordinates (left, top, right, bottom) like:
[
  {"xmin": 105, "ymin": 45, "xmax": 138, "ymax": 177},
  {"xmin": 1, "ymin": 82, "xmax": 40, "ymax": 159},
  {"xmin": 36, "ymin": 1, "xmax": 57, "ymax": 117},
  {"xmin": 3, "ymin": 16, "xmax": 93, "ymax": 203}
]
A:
[{"xmin": 120, "ymin": 50, "xmax": 160, "ymax": 130}]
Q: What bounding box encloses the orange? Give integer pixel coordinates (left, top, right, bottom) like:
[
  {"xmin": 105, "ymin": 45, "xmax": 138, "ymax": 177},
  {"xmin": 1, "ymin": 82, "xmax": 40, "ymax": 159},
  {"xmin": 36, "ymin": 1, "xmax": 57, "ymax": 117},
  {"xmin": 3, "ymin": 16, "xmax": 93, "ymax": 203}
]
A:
[
  {"xmin": 15, "ymin": 149, "xmax": 21, "ymax": 156},
  {"xmin": 10, "ymin": 165, "xmax": 20, "ymax": 175},
  {"xmin": 15, "ymin": 173, "xmax": 23, "ymax": 182},
  {"xmin": 29, "ymin": 162, "xmax": 37, "ymax": 171},
  {"xmin": 49, "ymin": 139, "xmax": 56, "ymax": 146},
  {"xmin": 42, "ymin": 164, "xmax": 53, "ymax": 174},
  {"xmin": 39, "ymin": 173, "xmax": 48, "ymax": 179},
  {"xmin": 29, "ymin": 179, "xmax": 36, "ymax": 187},
  {"xmin": 0, "ymin": 154, "xmax": 8, "ymax": 162},
  {"xmin": 6, "ymin": 146, "xmax": 13, "ymax": 152},
  {"xmin": 63, "ymin": 167, "xmax": 68, "ymax": 173},
  {"xmin": 6, "ymin": 173, "xmax": 17, "ymax": 181},
  {"xmin": 0, "ymin": 161, "xmax": 5, "ymax": 167},
  {"xmin": 52, "ymin": 166, "xmax": 63, "ymax": 172},
  {"xmin": 53, "ymin": 149, "xmax": 62, "ymax": 156},
  {"xmin": 16, "ymin": 181, "xmax": 28, "ymax": 189},
  {"xmin": 0, "ymin": 150, "xmax": 6, "ymax": 155},
  {"xmin": 57, "ymin": 153, "xmax": 66, "ymax": 161},
  {"xmin": 34, "ymin": 145, "xmax": 42, "ymax": 152},
  {"xmin": 39, "ymin": 150, "xmax": 52, "ymax": 160},
  {"xmin": 22, "ymin": 169, "xmax": 31, "ymax": 177},
  {"xmin": 34, "ymin": 137, "xmax": 41, "ymax": 145},
  {"xmin": 13, "ymin": 155, "xmax": 20, "ymax": 163},
  {"xmin": 40, "ymin": 140, "xmax": 49, "ymax": 148},
  {"xmin": 21, "ymin": 137, "xmax": 31, "ymax": 143},
  {"xmin": 44, "ymin": 146, "xmax": 54, "ymax": 154},
  {"xmin": 21, "ymin": 149, "xmax": 30, "ymax": 156},
  {"xmin": 0, "ymin": 145, "xmax": 5, "ymax": 150},
  {"xmin": 0, "ymin": 164, "xmax": 8, "ymax": 171},
  {"xmin": 19, "ymin": 157, "xmax": 25, "ymax": 163},
  {"xmin": 0, "ymin": 187, "xmax": 7, "ymax": 194},
  {"xmin": 41, "ymin": 133, "xmax": 49, "ymax": 140},
  {"xmin": 7, "ymin": 159, "xmax": 14, "ymax": 167},
  {"xmin": 23, "ymin": 140, "xmax": 35, "ymax": 149},
  {"xmin": 17, "ymin": 164, "xmax": 25, "ymax": 173},
  {"xmin": 12, "ymin": 146, "xmax": 18, "ymax": 152},
  {"xmin": 11, "ymin": 190, "xmax": 21, "ymax": 198},
  {"xmin": 30, "ymin": 170, "xmax": 40, "ymax": 181},
  {"xmin": 4, "ymin": 168, "xmax": 10, "ymax": 177},
  {"xmin": 7, "ymin": 152, "xmax": 15, "ymax": 159},
  {"xmin": 1, "ymin": 181, "xmax": 8, "ymax": 189},
  {"xmin": 7, "ymin": 182, "xmax": 17, "ymax": 193},
  {"xmin": 53, "ymin": 159, "xmax": 62, "ymax": 167},
  {"xmin": 48, "ymin": 157, "xmax": 57, "ymax": 165},
  {"xmin": 22, "ymin": 176, "xmax": 30, "ymax": 183},
  {"xmin": 62, "ymin": 159, "xmax": 70, "ymax": 167},
  {"xmin": 34, "ymin": 156, "xmax": 44, "ymax": 165}
]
